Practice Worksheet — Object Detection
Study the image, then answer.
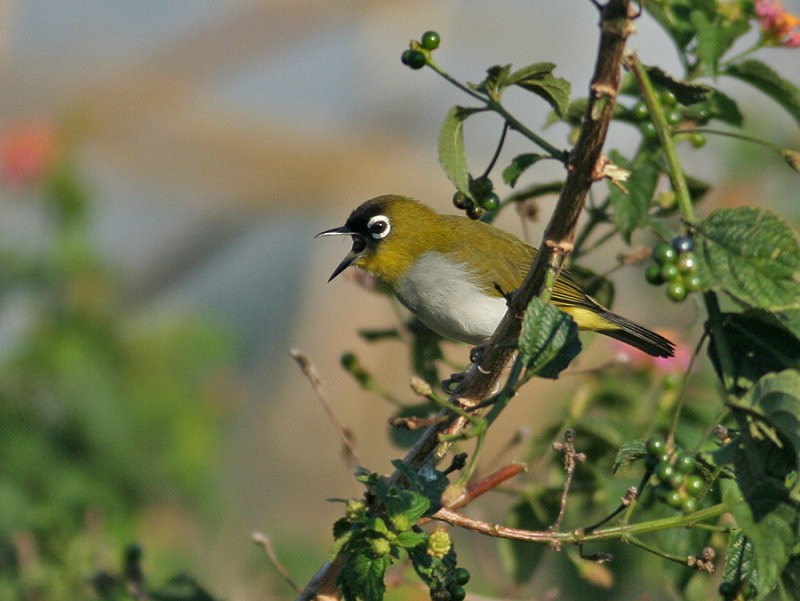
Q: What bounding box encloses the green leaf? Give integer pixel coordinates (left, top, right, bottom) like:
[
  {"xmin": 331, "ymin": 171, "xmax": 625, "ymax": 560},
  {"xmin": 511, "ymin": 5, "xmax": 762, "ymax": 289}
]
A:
[
  {"xmin": 407, "ymin": 318, "xmax": 443, "ymax": 385},
  {"xmin": 339, "ymin": 551, "xmax": 390, "ymax": 601},
  {"xmin": 645, "ymin": 1, "xmax": 698, "ymax": 50},
  {"xmin": 707, "ymin": 311, "xmax": 800, "ymax": 393},
  {"xmin": 519, "ymin": 296, "xmax": 581, "ymax": 378},
  {"xmin": 725, "ymin": 60, "xmax": 800, "ymax": 125},
  {"xmin": 696, "ymin": 207, "xmax": 800, "ymax": 312},
  {"xmin": 740, "ymin": 370, "xmax": 800, "ymax": 498},
  {"xmin": 472, "ymin": 64, "xmax": 512, "ymax": 99},
  {"xmin": 645, "ymin": 66, "xmax": 712, "ymax": 105},
  {"xmin": 507, "ymin": 62, "xmax": 571, "ymax": 118},
  {"xmin": 502, "ymin": 153, "xmax": 546, "ymax": 188},
  {"xmin": 707, "ymin": 87, "xmax": 744, "ymax": 126},
  {"xmin": 720, "ymin": 529, "xmax": 758, "ymax": 600},
  {"xmin": 394, "ymin": 530, "xmax": 427, "ymax": 549},
  {"xmin": 438, "ymin": 106, "xmax": 480, "ymax": 196},
  {"xmin": 612, "ymin": 439, "xmax": 647, "ymax": 475},
  {"xmin": 607, "ymin": 150, "xmax": 661, "ymax": 241},
  {"xmin": 690, "ymin": 10, "xmax": 750, "ymax": 76},
  {"xmin": 497, "ymin": 497, "xmax": 552, "ymax": 584},
  {"xmin": 388, "ymin": 460, "xmax": 448, "ymax": 514}
]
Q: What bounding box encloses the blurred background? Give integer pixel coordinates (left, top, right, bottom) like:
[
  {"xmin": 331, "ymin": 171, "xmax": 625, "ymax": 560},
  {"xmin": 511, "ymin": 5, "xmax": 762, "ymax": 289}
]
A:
[{"xmin": 0, "ymin": 1, "xmax": 798, "ymax": 600}]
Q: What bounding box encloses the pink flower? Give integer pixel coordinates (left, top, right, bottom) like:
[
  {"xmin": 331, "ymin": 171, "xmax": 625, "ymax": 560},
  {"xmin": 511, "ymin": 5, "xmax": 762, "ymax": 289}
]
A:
[
  {"xmin": 0, "ymin": 121, "xmax": 60, "ymax": 186},
  {"xmin": 755, "ymin": 0, "xmax": 800, "ymax": 47}
]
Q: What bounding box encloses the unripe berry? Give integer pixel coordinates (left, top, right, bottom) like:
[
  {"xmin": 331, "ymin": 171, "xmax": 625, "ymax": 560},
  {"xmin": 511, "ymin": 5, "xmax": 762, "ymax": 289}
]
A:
[
  {"xmin": 652, "ymin": 242, "xmax": 677, "ymax": 265},
  {"xmin": 420, "ymin": 31, "xmax": 441, "ymax": 50}
]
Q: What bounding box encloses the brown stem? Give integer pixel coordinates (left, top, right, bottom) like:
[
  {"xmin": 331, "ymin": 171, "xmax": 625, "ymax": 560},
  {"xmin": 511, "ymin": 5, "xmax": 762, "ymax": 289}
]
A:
[{"xmin": 295, "ymin": 2, "xmax": 634, "ymax": 598}]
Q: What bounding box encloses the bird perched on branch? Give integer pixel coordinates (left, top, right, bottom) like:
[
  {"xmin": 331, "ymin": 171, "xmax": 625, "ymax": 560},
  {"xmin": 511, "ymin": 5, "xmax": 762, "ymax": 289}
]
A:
[{"xmin": 318, "ymin": 195, "xmax": 674, "ymax": 358}]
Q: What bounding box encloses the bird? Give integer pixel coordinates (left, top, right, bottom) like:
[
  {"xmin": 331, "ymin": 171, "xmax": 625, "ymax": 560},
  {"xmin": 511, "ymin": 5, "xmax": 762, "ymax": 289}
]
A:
[{"xmin": 317, "ymin": 195, "xmax": 674, "ymax": 358}]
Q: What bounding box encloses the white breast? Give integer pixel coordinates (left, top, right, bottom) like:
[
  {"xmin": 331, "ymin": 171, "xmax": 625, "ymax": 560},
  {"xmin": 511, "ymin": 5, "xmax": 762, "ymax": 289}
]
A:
[{"xmin": 395, "ymin": 251, "xmax": 507, "ymax": 344}]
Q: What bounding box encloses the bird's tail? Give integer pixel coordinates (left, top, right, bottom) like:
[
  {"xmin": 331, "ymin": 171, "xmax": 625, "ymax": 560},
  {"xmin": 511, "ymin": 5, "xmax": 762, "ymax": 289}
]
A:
[{"xmin": 596, "ymin": 310, "xmax": 675, "ymax": 358}]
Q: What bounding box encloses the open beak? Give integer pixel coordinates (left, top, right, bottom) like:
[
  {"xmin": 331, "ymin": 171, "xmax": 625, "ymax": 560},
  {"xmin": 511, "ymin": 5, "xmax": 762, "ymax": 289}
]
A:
[{"xmin": 315, "ymin": 225, "xmax": 365, "ymax": 282}]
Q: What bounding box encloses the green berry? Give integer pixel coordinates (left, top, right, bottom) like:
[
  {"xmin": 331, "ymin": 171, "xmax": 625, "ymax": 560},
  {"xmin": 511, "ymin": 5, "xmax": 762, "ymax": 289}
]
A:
[
  {"xmin": 454, "ymin": 567, "xmax": 471, "ymax": 586},
  {"xmin": 676, "ymin": 252, "xmax": 697, "ymax": 274},
  {"xmin": 639, "ymin": 121, "xmax": 658, "ymax": 139},
  {"xmin": 666, "ymin": 110, "xmax": 683, "ymax": 126},
  {"xmin": 660, "ymin": 262, "xmax": 680, "ymax": 282},
  {"xmin": 683, "ymin": 103, "xmax": 711, "ymax": 123},
  {"xmin": 689, "ymin": 132, "xmax": 707, "ymax": 148},
  {"xmin": 655, "ymin": 461, "xmax": 675, "ymax": 483},
  {"xmin": 652, "ymin": 242, "xmax": 677, "ymax": 265},
  {"xmin": 645, "ymin": 263, "xmax": 665, "ymax": 286},
  {"xmin": 681, "ymin": 497, "xmax": 698, "ymax": 514},
  {"xmin": 685, "ymin": 475, "xmax": 705, "ymax": 496},
  {"xmin": 675, "ymin": 452, "xmax": 697, "ymax": 474},
  {"xmin": 630, "ymin": 101, "xmax": 650, "ymax": 121},
  {"xmin": 450, "ymin": 585, "xmax": 467, "ymax": 601},
  {"xmin": 665, "ymin": 489, "xmax": 682, "ymax": 508},
  {"xmin": 685, "ymin": 274, "xmax": 704, "ymax": 292},
  {"xmin": 660, "ymin": 90, "xmax": 678, "ymax": 107},
  {"xmin": 668, "ymin": 471, "xmax": 685, "ymax": 490},
  {"xmin": 420, "ymin": 30, "xmax": 441, "ymax": 50},
  {"xmin": 401, "ymin": 49, "xmax": 426, "ymax": 70},
  {"xmin": 646, "ymin": 437, "xmax": 666, "ymax": 456},
  {"xmin": 666, "ymin": 280, "xmax": 688, "ymax": 302},
  {"xmin": 479, "ymin": 192, "xmax": 500, "ymax": 212},
  {"xmin": 672, "ymin": 235, "xmax": 694, "ymax": 253}
]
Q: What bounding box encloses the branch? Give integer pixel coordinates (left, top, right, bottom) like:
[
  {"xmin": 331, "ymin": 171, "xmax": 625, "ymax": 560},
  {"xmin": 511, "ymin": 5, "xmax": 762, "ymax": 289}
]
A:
[{"xmin": 295, "ymin": 2, "xmax": 635, "ymax": 598}]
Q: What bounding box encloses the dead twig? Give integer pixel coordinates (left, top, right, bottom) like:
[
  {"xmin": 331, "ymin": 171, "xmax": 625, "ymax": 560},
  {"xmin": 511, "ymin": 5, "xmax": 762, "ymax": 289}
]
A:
[
  {"xmin": 253, "ymin": 532, "xmax": 301, "ymax": 594},
  {"xmin": 290, "ymin": 349, "xmax": 361, "ymax": 465}
]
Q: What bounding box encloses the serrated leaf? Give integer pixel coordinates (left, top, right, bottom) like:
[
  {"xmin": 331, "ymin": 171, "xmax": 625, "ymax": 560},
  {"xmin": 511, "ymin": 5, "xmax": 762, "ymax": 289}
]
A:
[
  {"xmin": 690, "ymin": 10, "xmax": 750, "ymax": 76},
  {"xmin": 612, "ymin": 439, "xmax": 647, "ymax": 474},
  {"xmin": 720, "ymin": 529, "xmax": 758, "ymax": 598},
  {"xmin": 645, "ymin": 66, "xmax": 712, "ymax": 105},
  {"xmin": 438, "ymin": 106, "xmax": 480, "ymax": 196},
  {"xmin": 707, "ymin": 311, "xmax": 800, "ymax": 393},
  {"xmin": 339, "ymin": 552, "xmax": 390, "ymax": 601},
  {"xmin": 607, "ymin": 150, "xmax": 661, "ymax": 241},
  {"xmin": 740, "ymin": 370, "xmax": 800, "ymax": 496},
  {"xmin": 389, "ymin": 460, "xmax": 448, "ymax": 514},
  {"xmin": 519, "ymin": 296, "xmax": 581, "ymax": 378},
  {"xmin": 696, "ymin": 207, "xmax": 800, "ymax": 312},
  {"xmin": 507, "ymin": 62, "xmax": 571, "ymax": 117},
  {"xmin": 502, "ymin": 153, "xmax": 545, "ymax": 187},
  {"xmin": 725, "ymin": 59, "xmax": 800, "ymax": 125}
]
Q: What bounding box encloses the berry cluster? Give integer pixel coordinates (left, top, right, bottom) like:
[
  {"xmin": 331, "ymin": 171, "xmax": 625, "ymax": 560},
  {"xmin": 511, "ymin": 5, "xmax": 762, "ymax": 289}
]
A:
[
  {"xmin": 452, "ymin": 176, "xmax": 500, "ymax": 220},
  {"xmin": 645, "ymin": 235, "xmax": 702, "ymax": 302},
  {"xmin": 646, "ymin": 437, "xmax": 706, "ymax": 514},
  {"xmin": 628, "ymin": 90, "xmax": 708, "ymax": 148},
  {"xmin": 447, "ymin": 567, "xmax": 470, "ymax": 601},
  {"xmin": 401, "ymin": 31, "xmax": 440, "ymax": 70}
]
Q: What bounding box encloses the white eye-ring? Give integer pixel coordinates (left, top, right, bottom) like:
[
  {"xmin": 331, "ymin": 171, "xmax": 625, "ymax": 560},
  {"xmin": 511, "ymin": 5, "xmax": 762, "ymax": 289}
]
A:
[{"xmin": 367, "ymin": 215, "xmax": 391, "ymax": 239}]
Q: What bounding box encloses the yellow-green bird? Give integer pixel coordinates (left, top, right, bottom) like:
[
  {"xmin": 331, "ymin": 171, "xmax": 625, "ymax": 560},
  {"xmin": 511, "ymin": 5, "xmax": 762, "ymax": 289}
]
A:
[{"xmin": 318, "ymin": 195, "xmax": 674, "ymax": 358}]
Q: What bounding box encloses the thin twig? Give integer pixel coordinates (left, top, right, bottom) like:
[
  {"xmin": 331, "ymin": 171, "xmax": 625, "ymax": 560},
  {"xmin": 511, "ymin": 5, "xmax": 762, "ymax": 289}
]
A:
[
  {"xmin": 253, "ymin": 532, "xmax": 301, "ymax": 593},
  {"xmin": 550, "ymin": 429, "xmax": 586, "ymax": 534},
  {"xmin": 290, "ymin": 349, "xmax": 361, "ymax": 465}
]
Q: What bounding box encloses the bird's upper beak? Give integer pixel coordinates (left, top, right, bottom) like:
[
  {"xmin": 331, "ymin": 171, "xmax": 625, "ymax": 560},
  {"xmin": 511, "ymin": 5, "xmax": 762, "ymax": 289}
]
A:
[{"xmin": 315, "ymin": 225, "xmax": 365, "ymax": 282}]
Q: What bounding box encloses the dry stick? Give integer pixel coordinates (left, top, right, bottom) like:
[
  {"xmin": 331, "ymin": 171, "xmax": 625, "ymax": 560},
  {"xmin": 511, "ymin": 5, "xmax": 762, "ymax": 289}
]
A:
[
  {"xmin": 253, "ymin": 532, "xmax": 302, "ymax": 594},
  {"xmin": 290, "ymin": 349, "xmax": 362, "ymax": 465},
  {"xmin": 295, "ymin": 2, "xmax": 634, "ymax": 599}
]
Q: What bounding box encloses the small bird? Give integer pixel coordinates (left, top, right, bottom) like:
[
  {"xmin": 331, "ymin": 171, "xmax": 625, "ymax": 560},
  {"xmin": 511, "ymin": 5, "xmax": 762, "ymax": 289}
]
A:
[{"xmin": 317, "ymin": 195, "xmax": 674, "ymax": 358}]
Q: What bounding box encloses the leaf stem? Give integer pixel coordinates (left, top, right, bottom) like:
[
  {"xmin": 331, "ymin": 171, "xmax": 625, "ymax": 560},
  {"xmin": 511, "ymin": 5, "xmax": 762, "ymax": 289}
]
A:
[
  {"xmin": 625, "ymin": 52, "xmax": 696, "ymax": 224},
  {"xmin": 427, "ymin": 59, "xmax": 568, "ymax": 162}
]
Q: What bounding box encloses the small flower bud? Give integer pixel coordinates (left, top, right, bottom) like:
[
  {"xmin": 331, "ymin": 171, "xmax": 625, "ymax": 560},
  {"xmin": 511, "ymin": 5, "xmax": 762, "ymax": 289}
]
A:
[{"xmin": 427, "ymin": 527, "xmax": 452, "ymax": 558}]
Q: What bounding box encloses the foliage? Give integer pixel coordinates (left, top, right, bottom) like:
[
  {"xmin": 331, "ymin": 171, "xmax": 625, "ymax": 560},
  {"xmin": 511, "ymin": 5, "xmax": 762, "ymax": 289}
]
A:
[
  {"xmin": 0, "ymin": 149, "xmax": 232, "ymax": 599},
  {"xmin": 310, "ymin": 2, "xmax": 800, "ymax": 601}
]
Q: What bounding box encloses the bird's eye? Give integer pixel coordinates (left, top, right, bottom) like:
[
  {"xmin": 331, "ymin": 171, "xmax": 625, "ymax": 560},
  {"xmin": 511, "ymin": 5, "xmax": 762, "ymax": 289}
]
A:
[{"xmin": 367, "ymin": 215, "xmax": 391, "ymax": 239}]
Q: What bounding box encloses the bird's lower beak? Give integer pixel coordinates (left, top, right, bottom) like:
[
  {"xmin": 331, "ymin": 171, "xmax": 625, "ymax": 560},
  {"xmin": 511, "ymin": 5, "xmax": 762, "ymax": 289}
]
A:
[{"xmin": 315, "ymin": 225, "xmax": 364, "ymax": 282}]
